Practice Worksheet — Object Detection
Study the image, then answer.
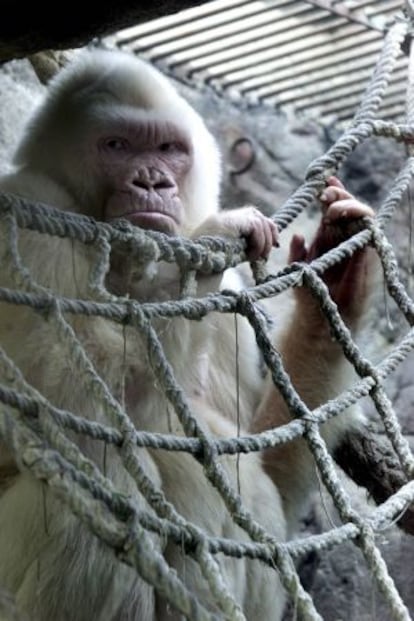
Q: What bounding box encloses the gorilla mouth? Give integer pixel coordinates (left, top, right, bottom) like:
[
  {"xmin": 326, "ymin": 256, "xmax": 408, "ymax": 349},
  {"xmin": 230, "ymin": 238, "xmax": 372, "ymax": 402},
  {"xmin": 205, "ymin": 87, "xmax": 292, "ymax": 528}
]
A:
[{"xmin": 104, "ymin": 192, "xmax": 181, "ymax": 234}]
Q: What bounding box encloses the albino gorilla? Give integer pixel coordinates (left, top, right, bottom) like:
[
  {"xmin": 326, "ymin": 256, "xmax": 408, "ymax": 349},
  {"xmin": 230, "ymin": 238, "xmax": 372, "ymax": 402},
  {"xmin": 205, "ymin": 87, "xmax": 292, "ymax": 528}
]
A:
[{"xmin": 0, "ymin": 49, "xmax": 375, "ymax": 620}]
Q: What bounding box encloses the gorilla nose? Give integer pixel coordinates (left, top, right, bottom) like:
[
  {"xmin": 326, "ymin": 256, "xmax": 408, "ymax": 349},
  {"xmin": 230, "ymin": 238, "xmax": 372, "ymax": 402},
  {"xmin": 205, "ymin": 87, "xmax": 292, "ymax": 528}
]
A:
[
  {"xmin": 131, "ymin": 168, "xmax": 175, "ymax": 192},
  {"xmin": 132, "ymin": 178, "xmax": 174, "ymax": 191}
]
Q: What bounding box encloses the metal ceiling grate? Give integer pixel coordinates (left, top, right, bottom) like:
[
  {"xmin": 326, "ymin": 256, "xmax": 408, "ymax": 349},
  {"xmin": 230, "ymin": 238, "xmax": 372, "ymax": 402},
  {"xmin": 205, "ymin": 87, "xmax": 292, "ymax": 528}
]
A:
[{"xmin": 110, "ymin": 0, "xmax": 408, "ymax": 124}]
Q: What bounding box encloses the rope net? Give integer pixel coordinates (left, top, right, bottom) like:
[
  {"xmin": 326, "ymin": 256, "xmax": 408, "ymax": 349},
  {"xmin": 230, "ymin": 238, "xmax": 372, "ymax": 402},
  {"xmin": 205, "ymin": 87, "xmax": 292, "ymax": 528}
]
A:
[{"xmin": 1, "ymin": 15, "xmax": 414, "ymax": 621}]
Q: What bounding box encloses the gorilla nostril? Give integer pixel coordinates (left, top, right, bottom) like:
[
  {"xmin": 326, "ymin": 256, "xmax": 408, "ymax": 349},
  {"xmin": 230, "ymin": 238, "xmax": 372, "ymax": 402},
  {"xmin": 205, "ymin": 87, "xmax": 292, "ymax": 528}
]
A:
[
  {"xmin": 132, "ymin": 179, "xmax": 151, "ymax": 191},
  {"xmin": 131, "ymin": 178, "xmax": 174, "ymax": 192},
  {"xmin": 154, "ymin": 179, "xmax": 174, "ymax": 191}
]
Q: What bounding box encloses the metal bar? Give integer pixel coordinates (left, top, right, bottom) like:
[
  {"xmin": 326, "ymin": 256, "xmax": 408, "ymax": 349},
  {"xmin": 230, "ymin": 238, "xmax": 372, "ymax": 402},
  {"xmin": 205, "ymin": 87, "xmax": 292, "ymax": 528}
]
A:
[
  {"xmin": 293, "ymin": 81, "xmax": 406, "ymax": 115},
  {"xmin": 267, "ymin": 70, "xmax": 376, "ymax": 105},
  {"xmin": 167, "ymin": 14, "xmax": 348, "ymax": 72},
  {"xmin": 372, "ymin": 103, "xmax": 405, "ymax": 119},
  {"xmin": 265, "ymin": 67, "xmax": 407, "ymax": 107},
  {"xmin": 218, "ymin": 29, "xmax": 380, "ymax": 88},
  {"xmin": 111, "ymin": 0, "xmax": 406, "ymax": 123},
  {"xmin": 305, "ymin": 0, "xmax": 397, "ymax": 31},
  {"xmin": 235, "ymin": 37, "xmax": 383, "ymax": 94},
  {"xmin": 111, "ymin": 0, "xmax": 252, "ymax": 43},
  {"xmin": 187, "ymin": 20, "xmax": 365, "ymax": 78},
  {"xmin": 122, "ymin": 0, "xmax": 297, "ymax": 54},
  {"xmin": 254, "ymin": 48, "xmax": 408, "ymax": 99},
  {"xmin": 138, "ymin": 2, "xmax": 316, "ymax": 60}
]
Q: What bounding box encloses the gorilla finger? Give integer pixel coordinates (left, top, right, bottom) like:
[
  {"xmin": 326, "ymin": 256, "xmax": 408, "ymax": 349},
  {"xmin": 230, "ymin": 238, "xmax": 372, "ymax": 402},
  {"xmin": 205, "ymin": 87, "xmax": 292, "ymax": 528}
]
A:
[
  {"xmin": 320, "ymin": 186, "xmax": 353, "ymax": 205},
  {"xmin": 326, "ymin": 175, "xmax": 345, "ymax": 189},
  {"xmin": 289, "ymin": 234, "xmax": 307, "ymax": 263},
  {"xmin": 324, "ymin": 198, "xmax": 375, "ymax": 222},
  {"xmin": 247, "ymin": 225, "xmax": 266, "ymax": 261}
]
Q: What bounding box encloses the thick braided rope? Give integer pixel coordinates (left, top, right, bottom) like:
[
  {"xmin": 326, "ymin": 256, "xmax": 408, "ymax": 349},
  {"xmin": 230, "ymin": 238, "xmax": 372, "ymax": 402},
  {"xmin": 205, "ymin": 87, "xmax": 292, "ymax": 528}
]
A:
[
  {"xmin": 0, "ymin": 209, "xmax": 319, "ymax": 620},
  {"xmin": 1, "ymin": 17, "xmax": 414, "ymax": 621}
]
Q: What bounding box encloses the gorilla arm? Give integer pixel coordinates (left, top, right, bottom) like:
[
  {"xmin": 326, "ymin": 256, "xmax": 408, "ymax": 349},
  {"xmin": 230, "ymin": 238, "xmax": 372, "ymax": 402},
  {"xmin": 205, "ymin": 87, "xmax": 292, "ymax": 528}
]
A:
[{"xmin": 253, "ymin": 177, "xmax": 377, "ymax": 529}]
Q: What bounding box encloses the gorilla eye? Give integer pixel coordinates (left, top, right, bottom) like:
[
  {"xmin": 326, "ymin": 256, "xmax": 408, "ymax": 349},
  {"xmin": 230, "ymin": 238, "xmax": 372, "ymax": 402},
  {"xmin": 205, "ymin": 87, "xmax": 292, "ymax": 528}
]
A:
[
  {"xmin": 159, "ymin": 142, "xmax": 173, "ymax": 152},
  {"xmin": 158, "ymin": 141, "xmax": 188, "ymax": 154},
  {"xmin": 103, "ymin": 137, "xmax": 130, "ymax": 151}
]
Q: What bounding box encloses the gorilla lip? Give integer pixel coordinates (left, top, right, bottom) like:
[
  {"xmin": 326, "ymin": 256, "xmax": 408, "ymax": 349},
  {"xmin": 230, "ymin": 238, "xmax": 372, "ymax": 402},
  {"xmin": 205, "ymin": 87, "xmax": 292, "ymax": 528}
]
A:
[{"xmin": 108, "ymin": 210, "xmax": 179, "ymax": 233}]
